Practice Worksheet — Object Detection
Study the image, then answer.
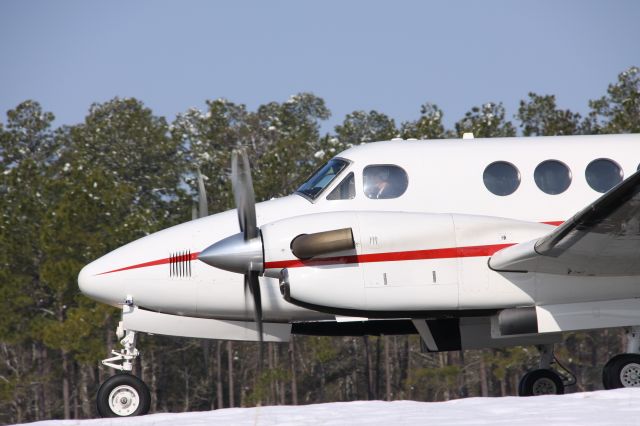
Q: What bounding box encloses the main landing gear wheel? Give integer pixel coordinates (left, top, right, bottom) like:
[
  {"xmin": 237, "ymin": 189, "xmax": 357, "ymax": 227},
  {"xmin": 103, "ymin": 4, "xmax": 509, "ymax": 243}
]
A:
[
  {"xmin": 603, "ymin": 353, "xmax": 640, "ymax": 390},
  {"xmin": 518, "ymin": 369, "xmax": 565, "ymax": 396},
  {"xmin": 97, "ymin": 374, "xmax": 150, "ymax": 417}
]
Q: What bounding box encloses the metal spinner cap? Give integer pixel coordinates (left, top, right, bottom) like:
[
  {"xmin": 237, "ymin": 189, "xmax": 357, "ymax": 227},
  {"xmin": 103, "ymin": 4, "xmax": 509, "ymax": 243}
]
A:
[{"xmin": 198, "ymin": 232, "xmax": 263, "ymax": 274}]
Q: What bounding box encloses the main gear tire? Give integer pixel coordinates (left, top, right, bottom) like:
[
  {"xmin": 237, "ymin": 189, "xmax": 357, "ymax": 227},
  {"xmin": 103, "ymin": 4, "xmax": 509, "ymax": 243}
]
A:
[
  {"xmin": 518, "ymin": 369, "xmax": 564, "ymax": 396},
  {"xmin": 603, "ymin": 353, "xmax": 640, "ymax": 390}
]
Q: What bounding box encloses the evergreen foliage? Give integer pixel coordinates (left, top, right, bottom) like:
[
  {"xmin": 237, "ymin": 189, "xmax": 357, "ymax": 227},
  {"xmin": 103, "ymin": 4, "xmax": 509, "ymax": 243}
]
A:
[
  {"xmin": 588, "ymin": 66, "xmax": 640, "ymax": 133},
  {"xmin": 401, "ymin": 103, "xmax": 450, "ymax": 140},
  {"xmin": 454, "ymin": 102, "xmax": 516, "ymax": 137},
  {"xmin": 517, "ymin": 93, "xmax": 584, "ymax": 136},
  {"xmin": 334, "ymin": 110, "xmax": 397, "ymax": 147}
]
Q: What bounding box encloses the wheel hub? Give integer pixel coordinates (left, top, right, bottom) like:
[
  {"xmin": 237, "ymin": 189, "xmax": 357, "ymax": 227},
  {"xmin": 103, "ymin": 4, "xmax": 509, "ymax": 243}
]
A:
[
  {"xmin": 532, "ymin": 377, "xmax": 557, "ymax": 395},
  {"xmin": 108, "ymin": 385, "xmax": 140, "ymax": 416},
  {"xmin": 620, "ymin": 362, "xmax": 640, "ymax": 387}
]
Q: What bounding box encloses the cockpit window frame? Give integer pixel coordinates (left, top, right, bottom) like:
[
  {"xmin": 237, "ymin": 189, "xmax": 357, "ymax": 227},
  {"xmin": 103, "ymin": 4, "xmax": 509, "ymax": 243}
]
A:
[{"xmin": 294, "ymin": 157, "xmax": 353, "ymax": 203}]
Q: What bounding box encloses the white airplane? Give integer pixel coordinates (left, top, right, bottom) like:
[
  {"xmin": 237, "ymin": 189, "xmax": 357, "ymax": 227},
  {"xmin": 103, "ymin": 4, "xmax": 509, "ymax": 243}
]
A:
[{"xmin": 79, "ymin": 133, "xmax": 640, "ymax": 417}]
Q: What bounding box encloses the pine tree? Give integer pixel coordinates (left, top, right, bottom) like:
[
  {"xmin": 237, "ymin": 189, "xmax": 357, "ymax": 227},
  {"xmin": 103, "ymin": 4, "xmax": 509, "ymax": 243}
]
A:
[
  {"xmin": 0, "ymin": 101, "xmax": 59, "ymax": 421},
  {"xmin": 251, "ymin": 93, "xmax": 330, "ymax": 199},
  {"xmin": 334, "ymin": 110, "xmax": 397, "ymax": 148},
  {"xmin": 588, "ymin": 66, "xmax": 640, "ymax": 134},
  {"xmin": 401, "ymin": 103, "xmax": 450, "ymax": 139},
  {"xmin": 171, "ymin": 98, "xmax": 248, "ymax": 214},
  {"xmin": 454, "ymin": 102, "xmax": 515, "ymax": 137},
  {"xmin": 516, "ymin": 93, "xmax": 583, "ymax": 136}
]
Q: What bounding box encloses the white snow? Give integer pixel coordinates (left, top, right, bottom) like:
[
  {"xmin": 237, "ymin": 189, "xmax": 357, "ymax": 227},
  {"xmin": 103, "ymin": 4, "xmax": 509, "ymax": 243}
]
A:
[{"xmin": 21, "ymin": 388, "xmax": 640, "ymax": 426}]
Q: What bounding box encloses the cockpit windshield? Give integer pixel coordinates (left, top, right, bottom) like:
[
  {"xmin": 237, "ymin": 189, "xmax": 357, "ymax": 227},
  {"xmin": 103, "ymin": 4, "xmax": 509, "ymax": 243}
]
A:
[{"xmin": 296, "ymin": 158, "xmax": 349, "ymax": 200}]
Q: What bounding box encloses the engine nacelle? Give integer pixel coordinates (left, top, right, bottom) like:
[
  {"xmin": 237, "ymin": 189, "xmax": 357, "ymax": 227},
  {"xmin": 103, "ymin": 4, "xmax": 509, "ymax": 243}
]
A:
[
  {"xmin": 260, "ymin": 211, "xmax": 552, "ymax": 316},
  {"xmin": 262, "ymin": 211, "xmax": 460, "ymax": 315}
]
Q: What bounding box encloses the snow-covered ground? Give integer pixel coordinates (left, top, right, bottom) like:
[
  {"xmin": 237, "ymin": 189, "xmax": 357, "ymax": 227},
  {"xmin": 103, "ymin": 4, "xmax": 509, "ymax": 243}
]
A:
[{"xmin": 22, "ymin": 388, "xmax": 640, "ymax": 426}]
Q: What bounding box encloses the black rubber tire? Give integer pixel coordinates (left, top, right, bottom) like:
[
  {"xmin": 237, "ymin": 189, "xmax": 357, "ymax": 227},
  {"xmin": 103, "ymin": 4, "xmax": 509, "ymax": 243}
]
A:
[
  {"xmin": 96, "ymin": 374, "xmax": 150, "ymax": 417},
  {"xmin": 518, "ymin": 369, "xmax": 564, "ymax": 396},
  {"xmin": 602, "ymin": 353, "xmax": 640, "ymax": 390}
]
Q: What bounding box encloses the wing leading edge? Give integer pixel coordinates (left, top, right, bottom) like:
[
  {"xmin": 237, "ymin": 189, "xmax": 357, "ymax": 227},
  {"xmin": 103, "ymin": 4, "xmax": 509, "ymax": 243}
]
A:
[{"xmin": 490, "ymin": 170, "xmax": 640, "ymax": 277}]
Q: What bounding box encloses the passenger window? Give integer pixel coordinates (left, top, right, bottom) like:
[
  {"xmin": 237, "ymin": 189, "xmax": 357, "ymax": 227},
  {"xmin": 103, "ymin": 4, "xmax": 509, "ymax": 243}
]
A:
[
  {"xmin": 585, "ymin": 159, "xmax": 623, "ymax": 193},
  {"xmin": 327, "ymin": 173, "xmax": 355, "ymax": 200},
  {"xmin": 534, "ymin": 160, "xmax": 572, "ymax": 195},
  {"xmin": 483, "ymin": 161, "xmax": 520, "ymax": 196},
  {"xmin": 363, "ymin": 165, "xmax": 408, "ymax": 199}
]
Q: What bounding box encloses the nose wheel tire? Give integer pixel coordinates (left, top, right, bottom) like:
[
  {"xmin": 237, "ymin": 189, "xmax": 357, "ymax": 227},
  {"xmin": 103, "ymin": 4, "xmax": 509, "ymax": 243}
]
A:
[
  {"xmin": 603, "ymin": 353, "xmax": 640, "ymax": 389},
  {"xmin": 97, "ymin": 374, "xmax": 150, "ymax": 417},
  {"xmin": 518, "ymin": 369, "xmax": 565, "ymax": 396}
]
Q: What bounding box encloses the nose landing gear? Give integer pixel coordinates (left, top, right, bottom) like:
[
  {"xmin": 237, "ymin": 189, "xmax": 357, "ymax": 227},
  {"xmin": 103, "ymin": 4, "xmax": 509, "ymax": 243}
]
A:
[{"xmin": 97, "ymin": 304, "xmax": 150, "ymax": 417}]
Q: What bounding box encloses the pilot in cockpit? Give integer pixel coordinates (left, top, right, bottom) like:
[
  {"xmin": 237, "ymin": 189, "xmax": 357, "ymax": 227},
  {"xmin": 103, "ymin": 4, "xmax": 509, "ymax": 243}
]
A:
[{"xmin": 365, "ymin": 169, "xmax": 390, "ymax": 199}]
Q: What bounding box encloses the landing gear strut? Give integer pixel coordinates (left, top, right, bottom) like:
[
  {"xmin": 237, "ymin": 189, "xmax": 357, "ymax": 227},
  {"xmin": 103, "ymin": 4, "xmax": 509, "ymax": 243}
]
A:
[
  {"xmin": 518, "ymin": 344, "xmax": 574, "ymax": 396},
  {"xmin": 603, "ymin": 326, "xmax": 640, "ymax": 390},
  {"xmin": 97, "ymin": 303, "xmax": 150, "ymax": 417}
]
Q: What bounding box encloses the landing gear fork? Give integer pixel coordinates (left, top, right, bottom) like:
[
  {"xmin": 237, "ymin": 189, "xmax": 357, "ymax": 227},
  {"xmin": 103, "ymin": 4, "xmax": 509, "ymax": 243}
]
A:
[{"xmin": 102, "ymin": 324, "xmax": 139, "ymax": 371}]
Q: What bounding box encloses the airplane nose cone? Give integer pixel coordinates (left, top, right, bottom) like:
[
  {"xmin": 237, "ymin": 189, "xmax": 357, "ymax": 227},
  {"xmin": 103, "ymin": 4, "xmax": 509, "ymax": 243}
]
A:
[
  {"xmin": 77, "ymin": 258, "xmax": 125, "ymax": 305},
  {"xmin": 198, "ymin": 232, "xmax": 263, "ymax": 274},
  {"xmin": 78, "ymin": 262, "xmax": 99, "ymax": 299}
]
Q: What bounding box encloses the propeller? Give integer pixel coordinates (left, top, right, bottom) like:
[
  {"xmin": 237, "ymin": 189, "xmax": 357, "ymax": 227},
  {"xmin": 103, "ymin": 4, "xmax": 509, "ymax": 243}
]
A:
[
  {"xmin": 197, "ymin": 167, "xmax": 209, "ymax": 219},
  {"xmin": 230, "ymin": 149, "xmax": 263, "ymax": 351},
  {"xmin": 231, "ymin": 150, "xmax": 258, "ymax": 240},
  {"xmin": 198, "ymin": 149, "xmax": 265, "ymax": 360},
  {"xmin": 192, "ymin": 168, "xmax": 209, "ymax": 220}
]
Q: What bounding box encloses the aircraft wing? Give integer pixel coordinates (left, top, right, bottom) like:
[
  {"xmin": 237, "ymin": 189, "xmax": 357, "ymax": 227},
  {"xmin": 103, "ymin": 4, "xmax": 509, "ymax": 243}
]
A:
[{"xmin": 489, "ymin": 170, "xmax": 640, "ymax": 277}]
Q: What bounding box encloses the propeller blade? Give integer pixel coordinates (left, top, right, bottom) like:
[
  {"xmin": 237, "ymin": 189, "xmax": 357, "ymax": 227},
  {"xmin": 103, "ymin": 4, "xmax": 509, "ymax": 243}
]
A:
[
  {"xmin": 197, "ymin": 168, "xmax": 208, "ymax": 219},
  {"xmin": 191, "ymin": 204, "xmax": 198, "ymax": 221},
  {"xmin": 231, "ymin": 149, "xmax": 258, "ymax": 240},
  {"xmin": 246, "ymin": 271, "xmax": 264, "ymax": 366}
]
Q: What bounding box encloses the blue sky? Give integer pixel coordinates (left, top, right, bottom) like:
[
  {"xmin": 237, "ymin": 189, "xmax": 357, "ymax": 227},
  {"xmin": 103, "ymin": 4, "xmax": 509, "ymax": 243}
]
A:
[{"xmin": 1, "ymin": 0, "xmax": 639, "ymax": 132}]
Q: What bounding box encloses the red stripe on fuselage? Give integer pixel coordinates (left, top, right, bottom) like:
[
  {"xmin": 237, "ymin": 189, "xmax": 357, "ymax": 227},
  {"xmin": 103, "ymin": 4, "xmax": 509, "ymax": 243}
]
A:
[
  {"xmin": 542, "ymin": 221, "xmax": 564, "ymax": 226},
  {"xmin": 98, "ymin": 252, "xmax": 200, "ymax": 275},
  {"xmin": 263, "ymin": 243, "xmax": 515, "ymax": 269},
  {"xmin": 97, "ymin": 221, "xmax": 563, "ymax": 275}
]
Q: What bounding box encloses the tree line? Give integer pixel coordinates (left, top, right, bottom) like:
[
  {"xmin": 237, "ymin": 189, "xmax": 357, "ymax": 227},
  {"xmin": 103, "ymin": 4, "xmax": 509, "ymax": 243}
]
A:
[{"xmin": 0, "ymin": 66, "xmax": 638, "ymax": 423}]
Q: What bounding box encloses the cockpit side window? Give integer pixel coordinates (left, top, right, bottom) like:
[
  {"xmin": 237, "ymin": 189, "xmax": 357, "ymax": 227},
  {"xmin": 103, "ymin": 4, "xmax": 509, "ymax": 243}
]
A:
[
  {"xmin": 363, "ymin": 165, "xmax": 408, "ymax": 199},
  {"xmin": 327, "ymin": 172, "xmax": 355, "ymax": 200},
  {"xmin": 296, "ymin": 158, "xmax": 349, "ymax": 200}
]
